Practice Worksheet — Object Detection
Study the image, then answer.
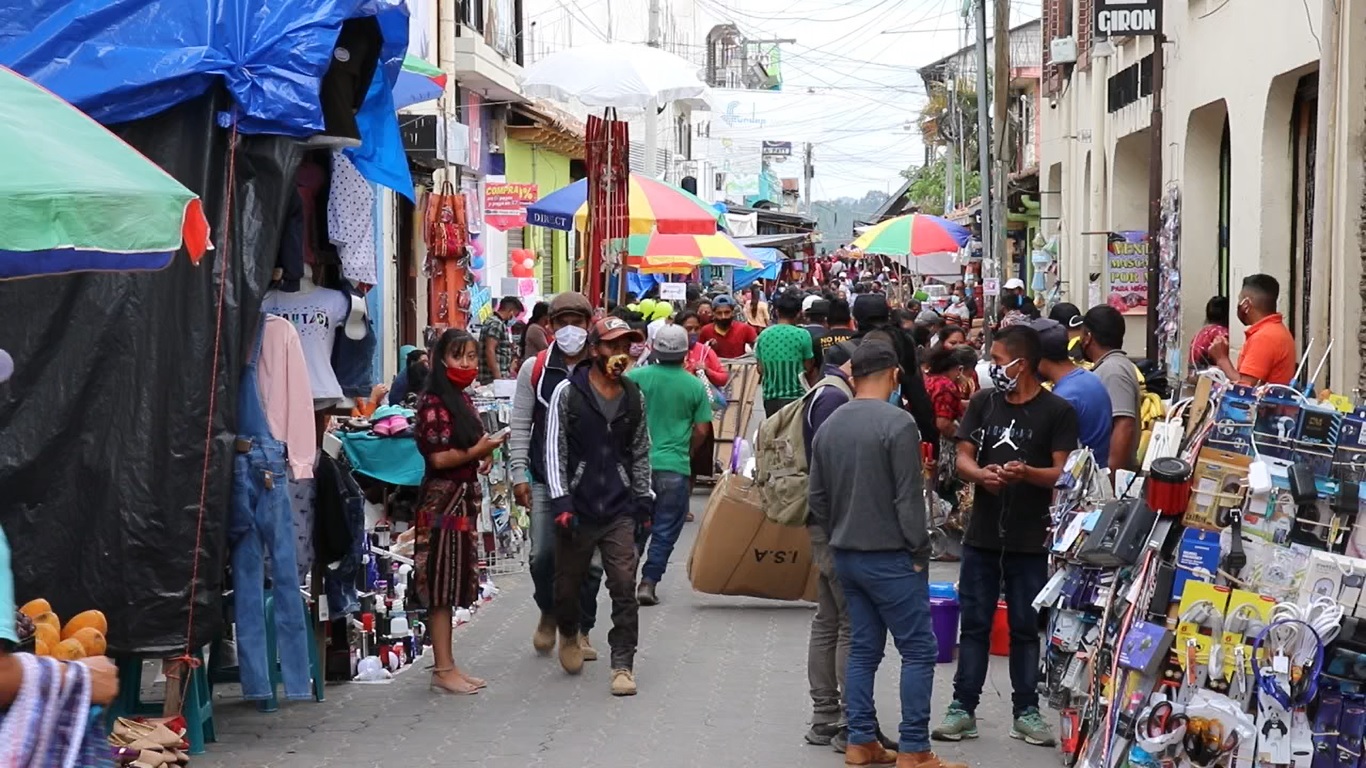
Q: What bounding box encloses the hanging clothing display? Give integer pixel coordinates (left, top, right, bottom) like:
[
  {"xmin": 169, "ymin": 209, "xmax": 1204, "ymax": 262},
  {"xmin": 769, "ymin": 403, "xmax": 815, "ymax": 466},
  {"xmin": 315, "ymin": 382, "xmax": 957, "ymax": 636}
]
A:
[
  {"xmin": 328, "ymin": 151, "xmax": 377, "ymax": 286},
  {"xmin": 262, "ymin": 284, "xmax": 351, "ymax": 403},
  {"xmin": 256, "ymin": 315, "xmax": 316, "ymax": 479},
  {"xmin": 314, "ymin": 452, "xmax": 365, "ymax": 616},
  {"xmin": 230, "ymin": 317, "xmax": 316, "ymax": 702},
  {"xmin": 290, "ymin": 477, "xmax": 317, "ymax": 583}
]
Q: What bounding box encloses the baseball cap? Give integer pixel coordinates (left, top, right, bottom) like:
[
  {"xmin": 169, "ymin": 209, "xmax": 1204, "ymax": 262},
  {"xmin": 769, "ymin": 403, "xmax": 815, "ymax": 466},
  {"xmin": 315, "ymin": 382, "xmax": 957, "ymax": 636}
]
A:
[
  {"xmin": 549, "ymin": 291, "xmax": 593, "ymax": 320},
  {"xmin": 0, "ymin": 349, "xmax": 11, "ymax": 384},
  {"xmin": 1029, "ymin": 318, "xmax": 1071, "ymax": 361},
  {"xmin": 851, "ymin": 293, "xmax": 890, "ymax": 326},
  {"xmin": 1004, "ymin": 278, "xmax": 1025, "ymax": 290},
  {"xmin": 802, "ymin": 294, "xmax": 822, "ymax": 314},
  {"xmin": 651, "ymin": 324, "xmax": 689, "ymax": 362},
  {"xmin": 915, "ymin": 309, "xmax": 943, "ymax": 326},
  {"xmin": 712, "ymin": 294, "xmax": 735, "ymax": 309},
  {"xmin": 589, "ymin": 317, "xmax": 644, "ymax": 344},
  {"xmin": 850, "ymin": 341, "xmax": 899, "ymax": 378},
  {"xmin": 806, "ymin": 298, "xmax": 830, "ymax": 318},
  {"xmin": 1049, "ymin": 301, "xmax": 1084, "ymax": 329}
]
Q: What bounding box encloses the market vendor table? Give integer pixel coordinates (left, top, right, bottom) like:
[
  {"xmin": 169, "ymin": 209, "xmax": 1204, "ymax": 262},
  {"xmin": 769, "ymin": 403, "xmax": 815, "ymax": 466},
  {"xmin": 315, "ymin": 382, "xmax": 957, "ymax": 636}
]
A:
[{"xmin": 337, "ymin": 431, "xmax": 424, "ymax": 487}]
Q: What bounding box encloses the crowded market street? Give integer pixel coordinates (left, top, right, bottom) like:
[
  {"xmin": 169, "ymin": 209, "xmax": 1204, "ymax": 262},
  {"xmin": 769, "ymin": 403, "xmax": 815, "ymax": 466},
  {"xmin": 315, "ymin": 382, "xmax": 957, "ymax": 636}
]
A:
[{"xmin": 197, "ymin": 494, "xmax": 1024, "ymax": 768}]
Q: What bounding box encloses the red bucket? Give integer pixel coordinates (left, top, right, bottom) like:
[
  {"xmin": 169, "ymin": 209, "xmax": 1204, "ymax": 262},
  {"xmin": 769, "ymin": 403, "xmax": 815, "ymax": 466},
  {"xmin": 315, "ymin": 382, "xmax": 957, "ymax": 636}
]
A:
[{"xmin": 990, "ymin": 600, "xmax": 1010, "ymax": 657}]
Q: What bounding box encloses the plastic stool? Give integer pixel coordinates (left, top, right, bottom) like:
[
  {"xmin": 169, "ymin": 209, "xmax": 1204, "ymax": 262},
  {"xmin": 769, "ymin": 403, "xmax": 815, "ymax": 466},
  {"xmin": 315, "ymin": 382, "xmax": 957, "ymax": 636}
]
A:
[{"xmin": 112, "ymin": 651, "xmax": 215, "ymax": 756}]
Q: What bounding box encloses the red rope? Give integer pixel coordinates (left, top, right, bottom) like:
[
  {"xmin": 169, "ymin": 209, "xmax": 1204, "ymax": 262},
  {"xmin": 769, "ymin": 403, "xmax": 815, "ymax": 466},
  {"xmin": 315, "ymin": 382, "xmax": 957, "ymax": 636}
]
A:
[{"xmin": 177, "ymin": 118, "xmax": 238, "ymax": 704}]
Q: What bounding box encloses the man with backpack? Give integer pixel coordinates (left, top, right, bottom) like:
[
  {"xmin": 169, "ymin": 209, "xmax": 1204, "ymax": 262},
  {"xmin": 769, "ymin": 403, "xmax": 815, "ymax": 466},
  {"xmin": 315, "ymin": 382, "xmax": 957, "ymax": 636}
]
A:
[
  {"xmin": 544, "ymin": 317, "xmax": 654, "ymax": 697},
  {"xmin": 809, "ymin": 342, "xmax": 962, "ymax": 768},
  {"xmin": 509, "ymin": 292, "xmax": 604, "ymax": 662}
]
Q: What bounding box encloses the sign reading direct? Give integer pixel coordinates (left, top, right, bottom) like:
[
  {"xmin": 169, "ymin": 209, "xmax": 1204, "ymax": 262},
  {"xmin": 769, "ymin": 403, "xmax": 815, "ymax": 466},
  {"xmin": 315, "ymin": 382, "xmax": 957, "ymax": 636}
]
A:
[{"xmin": 1094, "ymin": 0, "xmax": 1162, "ymax": 37}]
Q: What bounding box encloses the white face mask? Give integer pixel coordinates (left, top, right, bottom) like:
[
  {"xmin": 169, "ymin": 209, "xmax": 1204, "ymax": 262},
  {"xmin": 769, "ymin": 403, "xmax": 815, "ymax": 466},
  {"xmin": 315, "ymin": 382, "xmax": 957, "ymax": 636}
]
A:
[{"xmin": 555, "ymin": 325, "xmax": 588, "ymax": 355}]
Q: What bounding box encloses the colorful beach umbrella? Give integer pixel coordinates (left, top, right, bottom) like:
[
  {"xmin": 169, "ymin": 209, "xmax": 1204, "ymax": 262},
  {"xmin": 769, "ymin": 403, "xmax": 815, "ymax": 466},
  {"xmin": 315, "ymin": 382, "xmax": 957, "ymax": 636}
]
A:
[
  {"xmin": 626, "ymin": 232, "xmax": 762, "ymax": 273},
  {"xmin": 850, "ymin": 213, "xmax": 970, "ymax": 276},
  {"xmin": 393, "ymin": 55, "xmax": 448, "ymax": 110},
  {"xmin": 527, "ymin": 174, "xmax": 722, "ymax": 235},
  {"xmin": 0, "ymin": 66, "xmax": 211, "ymax": 279}
]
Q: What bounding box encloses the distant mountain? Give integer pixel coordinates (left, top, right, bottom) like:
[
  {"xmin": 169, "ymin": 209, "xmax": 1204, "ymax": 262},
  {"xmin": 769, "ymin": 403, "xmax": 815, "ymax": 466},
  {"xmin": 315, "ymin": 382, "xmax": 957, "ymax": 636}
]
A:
[{"xmin": 812, "ymin": 190, "xmax": 891, "ymax": 250}]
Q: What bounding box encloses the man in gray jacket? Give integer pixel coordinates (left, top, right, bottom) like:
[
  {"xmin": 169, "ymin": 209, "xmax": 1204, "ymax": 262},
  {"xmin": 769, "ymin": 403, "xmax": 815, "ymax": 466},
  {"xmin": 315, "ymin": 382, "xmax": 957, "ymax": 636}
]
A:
[
  {"xmin": 509, "ymin": 292, "xmax": 604, "ymax": 661},
  {"xmin": 808, "ymin": 342, "xmax": 964, "ymax": 768}
]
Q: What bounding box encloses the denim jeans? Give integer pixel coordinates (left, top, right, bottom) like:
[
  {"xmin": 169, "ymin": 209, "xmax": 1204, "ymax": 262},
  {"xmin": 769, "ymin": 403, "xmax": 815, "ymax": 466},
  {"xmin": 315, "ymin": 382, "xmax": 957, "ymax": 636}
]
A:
[
  {"xmin": 230, "ymin": 439, "xmax": 314, "ymax": 701},
  {"xmin": 953, "ymin": 544, "xmax": 1049, "ymax": 716},
  {"xmin": 808, "ymin": 539, "xmax": 850, "ymax": 725},
  {"xmin": 640, "ymin": 471, "xmax": 690, "ymax": 584},
  {"xmin": 833, "ymin": 549, "xmax": 937, "ymax": 754},
  {"xmin": 555, "ymin": 517, "xmax": 640, "ymax": 669},
  {"xmin": 530, "ymin": 481, "xmax": 602, "ymax": 631}
]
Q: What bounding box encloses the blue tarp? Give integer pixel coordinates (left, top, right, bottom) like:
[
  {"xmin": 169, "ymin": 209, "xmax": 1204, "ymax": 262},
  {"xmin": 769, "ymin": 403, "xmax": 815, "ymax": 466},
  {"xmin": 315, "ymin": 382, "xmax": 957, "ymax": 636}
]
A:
[
  {"xmin": 0, "ymin": 0, "xmax": 413, "ymax": 198},
  {"xmin": 733, "ymin": 247, "xmax": 781, "ymax": 289}
]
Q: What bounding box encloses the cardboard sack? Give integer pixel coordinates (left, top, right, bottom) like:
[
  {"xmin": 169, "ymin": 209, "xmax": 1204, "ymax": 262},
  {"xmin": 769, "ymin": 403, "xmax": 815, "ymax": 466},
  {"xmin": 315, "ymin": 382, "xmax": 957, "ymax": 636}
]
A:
[{"xmin": 687, "ymin": 473, "xmax": 819, "ymax": 602}]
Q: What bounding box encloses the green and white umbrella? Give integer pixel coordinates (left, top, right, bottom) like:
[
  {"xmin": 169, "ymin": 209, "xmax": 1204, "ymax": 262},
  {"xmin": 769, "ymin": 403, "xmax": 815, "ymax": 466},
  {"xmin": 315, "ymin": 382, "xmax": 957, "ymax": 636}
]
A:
[{"xmin": 0, "ymin": 65, "xmax": 211, "ymax": 279}]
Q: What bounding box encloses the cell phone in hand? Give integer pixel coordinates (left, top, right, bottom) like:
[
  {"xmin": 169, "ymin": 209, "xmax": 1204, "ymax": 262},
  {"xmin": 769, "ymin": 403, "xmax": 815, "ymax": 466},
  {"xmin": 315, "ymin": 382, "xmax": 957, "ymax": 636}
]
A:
[{"xmin": 490, "ymin": 426, "xmax": 511, "ymax": 440}]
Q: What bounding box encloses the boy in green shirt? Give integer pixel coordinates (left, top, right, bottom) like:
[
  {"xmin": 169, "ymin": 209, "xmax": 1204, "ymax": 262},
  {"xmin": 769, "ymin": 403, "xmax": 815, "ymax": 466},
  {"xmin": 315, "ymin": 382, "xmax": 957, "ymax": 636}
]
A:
[
  {"xmin": 626, "ymin": 324, "xmax": 714, "ymax": 606},
  {"xmin": 755, "ymin": 289, "xmax": 816, "ymax": 416}
]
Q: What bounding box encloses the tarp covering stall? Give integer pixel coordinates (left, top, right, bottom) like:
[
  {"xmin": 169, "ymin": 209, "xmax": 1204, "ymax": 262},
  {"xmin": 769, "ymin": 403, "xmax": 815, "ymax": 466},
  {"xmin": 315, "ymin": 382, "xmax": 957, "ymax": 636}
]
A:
[{"xmin": 0, "ymin": 0, "xmax": 411, "ymax": 654}]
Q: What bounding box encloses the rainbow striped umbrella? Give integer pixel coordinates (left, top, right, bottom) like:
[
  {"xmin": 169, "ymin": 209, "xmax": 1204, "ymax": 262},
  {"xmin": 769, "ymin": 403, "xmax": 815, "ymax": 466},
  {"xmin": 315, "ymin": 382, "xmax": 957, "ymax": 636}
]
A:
[
  {"xmin": 527, "ymin": 174, "xmax": 721, "ymax": 235},
  {"xmin": 852, "ymin": 213, "xmax": 971, "ymax": 261},
  {"xmin": 626, "ymin": 232, "xmax": 762, "ymax": 274}
]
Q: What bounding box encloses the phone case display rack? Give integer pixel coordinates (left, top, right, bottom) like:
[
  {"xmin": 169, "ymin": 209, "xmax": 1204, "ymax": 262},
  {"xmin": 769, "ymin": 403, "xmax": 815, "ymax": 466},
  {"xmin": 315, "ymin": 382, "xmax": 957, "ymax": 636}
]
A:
[{"xmin": 1042, "ymin": 374, "xmax": 1366, "ymax": 768}]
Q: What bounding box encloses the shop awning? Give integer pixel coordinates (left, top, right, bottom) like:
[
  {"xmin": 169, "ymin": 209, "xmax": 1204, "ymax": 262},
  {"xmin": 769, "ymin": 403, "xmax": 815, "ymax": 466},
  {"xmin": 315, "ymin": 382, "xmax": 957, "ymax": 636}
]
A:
[{"xmin": 734, "ymin": 232, "xmax": 813, "ymax": 249}]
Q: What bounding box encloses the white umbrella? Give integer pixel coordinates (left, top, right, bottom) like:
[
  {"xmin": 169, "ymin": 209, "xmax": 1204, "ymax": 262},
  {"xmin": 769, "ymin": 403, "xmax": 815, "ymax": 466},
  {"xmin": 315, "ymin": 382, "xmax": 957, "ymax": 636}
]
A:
[{"xmin": 521, "ymin": 42, "xmax": 711, "ymax": 112}]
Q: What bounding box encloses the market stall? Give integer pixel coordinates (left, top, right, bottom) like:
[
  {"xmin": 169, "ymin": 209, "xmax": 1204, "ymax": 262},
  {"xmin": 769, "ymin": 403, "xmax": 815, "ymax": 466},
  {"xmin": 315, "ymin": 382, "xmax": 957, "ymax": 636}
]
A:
[{"xmin": 1038, "ymin": 371, "xmax": 1366, "ymax": 768}]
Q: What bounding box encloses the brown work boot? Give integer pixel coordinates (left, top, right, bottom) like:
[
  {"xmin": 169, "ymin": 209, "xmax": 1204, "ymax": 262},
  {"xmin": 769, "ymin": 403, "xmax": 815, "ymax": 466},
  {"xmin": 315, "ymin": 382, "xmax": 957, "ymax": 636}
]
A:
[
  {"xmin": 579, "ymin": 632, "xmax": 599, "ymax": 661},
  {"xmin": 558, "ymin": 632, "xmax": 584, "ymax": 674},
  {"xmin": 897, "ymin": 751, "xmax": 967, "ymax": 768},
  {"xmin": 610, "ymin": 668, "xmax": 637, "ymax": 696},
  {"xmin": 845, "ymin": 741, "xmax": 897, "ymax": 766},
  {"xmin": 532, "ymin": 613, "xmax": 556, "ymax": 655}
]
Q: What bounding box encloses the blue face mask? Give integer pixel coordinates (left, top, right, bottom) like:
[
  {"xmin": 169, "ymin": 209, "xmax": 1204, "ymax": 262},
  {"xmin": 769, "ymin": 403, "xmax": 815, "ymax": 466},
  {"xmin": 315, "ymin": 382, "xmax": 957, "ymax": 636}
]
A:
[{"xmin": 888, "ymin": 384, "xmax": 902, "ymax": 406}]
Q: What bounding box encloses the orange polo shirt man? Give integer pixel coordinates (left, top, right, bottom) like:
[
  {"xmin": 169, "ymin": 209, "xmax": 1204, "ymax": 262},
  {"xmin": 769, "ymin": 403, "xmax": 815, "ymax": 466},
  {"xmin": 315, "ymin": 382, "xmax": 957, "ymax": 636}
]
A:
[{"xmin": 1209, "ymin": 274, "xmax": 1296, "ymax": 385}]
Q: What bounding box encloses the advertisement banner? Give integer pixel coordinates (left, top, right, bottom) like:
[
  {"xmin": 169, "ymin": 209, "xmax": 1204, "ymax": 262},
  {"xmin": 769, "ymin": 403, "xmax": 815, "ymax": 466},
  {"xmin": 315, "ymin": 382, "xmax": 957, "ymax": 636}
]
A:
[
  {"xmin": 484, "ymin": 182, "xmax": 538, "ymax": 231},
  {"xmin": 1106, "ymin": 231, "xmax": 1149, "ymax": 316}
]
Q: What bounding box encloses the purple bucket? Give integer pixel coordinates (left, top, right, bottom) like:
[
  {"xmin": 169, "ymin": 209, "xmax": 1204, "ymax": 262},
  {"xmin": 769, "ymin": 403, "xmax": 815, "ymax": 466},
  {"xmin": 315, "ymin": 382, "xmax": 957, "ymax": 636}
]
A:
[{"xmin": 930, "ymin": 598, "xmax": 960, "ymax": 663}]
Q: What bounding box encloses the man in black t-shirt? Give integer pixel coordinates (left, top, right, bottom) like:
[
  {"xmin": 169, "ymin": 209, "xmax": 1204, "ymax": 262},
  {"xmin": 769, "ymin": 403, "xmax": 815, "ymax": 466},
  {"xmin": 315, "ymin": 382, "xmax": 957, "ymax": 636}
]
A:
[{"xmin": 933, "ymin": 325, "xmax": 1077, "ymax": 750}]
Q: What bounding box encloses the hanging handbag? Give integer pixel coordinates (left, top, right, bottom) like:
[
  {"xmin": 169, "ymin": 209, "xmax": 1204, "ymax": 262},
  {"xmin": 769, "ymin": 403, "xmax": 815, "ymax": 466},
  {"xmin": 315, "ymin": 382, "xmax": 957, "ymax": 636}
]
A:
[{"xmin": 425, "ymin": 181, "xmax": 466, "ymax": 260}]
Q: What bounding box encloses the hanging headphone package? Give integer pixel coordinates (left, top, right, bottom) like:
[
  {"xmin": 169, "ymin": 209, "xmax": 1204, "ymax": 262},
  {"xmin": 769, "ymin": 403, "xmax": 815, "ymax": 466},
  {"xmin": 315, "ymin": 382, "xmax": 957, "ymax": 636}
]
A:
[
  {"xmin": 1254, "ymin": 389, "xmax": 1304, "ymax": 466},
  {"xmin": 1297, "ymin": 403, "xmax": 1343, "ymax": 479},
  {"xmin": 1076, "ymin": 498, "xmax": 1158, "ymax": 568},
  {"xmin": 1206, "ymin": 384, "xmax": 1257, "ymax": 456},
  {"xmin": 1332, "ymin": 408, "xmax": 1366, "ymax": 488}
]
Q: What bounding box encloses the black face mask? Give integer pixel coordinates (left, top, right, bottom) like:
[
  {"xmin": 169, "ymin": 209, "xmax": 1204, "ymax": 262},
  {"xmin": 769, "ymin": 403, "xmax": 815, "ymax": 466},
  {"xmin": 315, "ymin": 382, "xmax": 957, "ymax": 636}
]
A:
[{"xmin": 715, "ymin": 317, "xmax": 733, "ymax": 329}]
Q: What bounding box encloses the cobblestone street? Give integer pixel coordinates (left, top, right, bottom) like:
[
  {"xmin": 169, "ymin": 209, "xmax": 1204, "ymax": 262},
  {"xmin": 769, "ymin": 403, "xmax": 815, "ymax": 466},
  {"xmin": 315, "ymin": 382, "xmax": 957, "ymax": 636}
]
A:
[{"xmin": 197, "ymin": 493, "xmax": 1055, "ymax": 768}]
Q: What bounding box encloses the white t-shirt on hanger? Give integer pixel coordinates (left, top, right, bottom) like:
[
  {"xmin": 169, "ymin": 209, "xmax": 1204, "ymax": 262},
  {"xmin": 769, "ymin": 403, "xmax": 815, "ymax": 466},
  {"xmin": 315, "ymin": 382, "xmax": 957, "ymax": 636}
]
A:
[{"xmin": 262, "ymin": 284, "xmax": 351, "ymax": 403}]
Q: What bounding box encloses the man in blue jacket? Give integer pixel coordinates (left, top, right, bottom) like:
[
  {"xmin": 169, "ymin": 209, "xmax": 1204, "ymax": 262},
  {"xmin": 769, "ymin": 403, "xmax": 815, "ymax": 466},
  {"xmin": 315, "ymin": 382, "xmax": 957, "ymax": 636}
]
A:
[{"xmin": 544, "ymin": 317, "xmax": 654, "ymax": 697}]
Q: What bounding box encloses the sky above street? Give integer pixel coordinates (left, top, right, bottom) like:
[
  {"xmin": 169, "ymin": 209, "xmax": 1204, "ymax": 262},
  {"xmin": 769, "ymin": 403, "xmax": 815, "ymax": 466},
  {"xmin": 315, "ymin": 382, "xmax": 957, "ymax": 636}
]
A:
[
  {"xmin": 526, "ymin": 0, "xmax": 1041, "ymax": 200},
  {"xmin": 686, "ymin": 0, "xmax": 1043, "ymax": 200}
]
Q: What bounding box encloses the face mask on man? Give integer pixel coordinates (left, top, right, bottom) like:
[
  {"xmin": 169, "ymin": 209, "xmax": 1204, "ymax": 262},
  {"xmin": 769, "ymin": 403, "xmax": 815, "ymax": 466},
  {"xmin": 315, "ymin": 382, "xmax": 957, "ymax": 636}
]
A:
[
  {"xmin": 555, "ymin": 325, "xmax": 588, "ymax": 355},
  {"xmin": 989, "ymin": 358, "xmax": 1023, "ymax": 393},
  {"xmin": 714, "ymin": 315, "xmax": 733, "ymax": 329},
  {"xmin": 597, "ymin": 349, "xmax": 631, "ymax": 379},
  {"xmin": 688, "ymin": 332, "xmax": 700, "ymax": 348},
  {"xmin": 1236, "ymin": 297, "xmax": 1252, "ymax": 325}
]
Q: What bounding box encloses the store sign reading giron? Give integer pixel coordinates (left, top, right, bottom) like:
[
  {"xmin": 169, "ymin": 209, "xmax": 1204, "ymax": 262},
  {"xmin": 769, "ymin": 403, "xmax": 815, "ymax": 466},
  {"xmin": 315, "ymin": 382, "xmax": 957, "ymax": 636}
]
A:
[{"xmin": 1094, "ymin": 0, "xmax": 1161, "ymax": 36}]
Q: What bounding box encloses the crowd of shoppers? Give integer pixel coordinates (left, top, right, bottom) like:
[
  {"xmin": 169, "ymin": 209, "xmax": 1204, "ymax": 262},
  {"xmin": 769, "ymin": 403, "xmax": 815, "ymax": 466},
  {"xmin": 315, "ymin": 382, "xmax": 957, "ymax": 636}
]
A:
[{"xmin": 398, "ymin": 270, "xmax": 1298, "ymax": 767}]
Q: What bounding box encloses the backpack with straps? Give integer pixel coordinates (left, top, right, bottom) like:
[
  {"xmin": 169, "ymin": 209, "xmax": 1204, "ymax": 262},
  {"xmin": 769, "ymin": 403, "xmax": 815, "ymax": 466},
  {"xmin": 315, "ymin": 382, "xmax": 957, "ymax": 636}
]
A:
[{"xmin": 754, "ymin": 372, "xmax": 853, "ymax": 527}]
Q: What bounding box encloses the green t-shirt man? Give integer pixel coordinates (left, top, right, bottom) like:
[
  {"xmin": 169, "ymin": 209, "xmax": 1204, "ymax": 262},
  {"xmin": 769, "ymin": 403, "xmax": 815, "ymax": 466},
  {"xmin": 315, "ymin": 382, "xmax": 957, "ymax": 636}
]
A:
[
  {"xmin": 627, "ymin": 362, "xmax": 713, "ymax": 476},
  {"xmin": 755, "ymin": 323, "xmax": 815, "ymax": 401}
]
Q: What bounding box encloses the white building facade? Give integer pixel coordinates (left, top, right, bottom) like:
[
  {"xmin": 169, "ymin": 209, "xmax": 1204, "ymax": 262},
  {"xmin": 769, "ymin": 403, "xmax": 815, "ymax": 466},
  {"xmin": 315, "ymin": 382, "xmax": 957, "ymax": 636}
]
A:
[{"xmin": 1040, "ymin": 0, "xmax": 1366, "ymax": 389}]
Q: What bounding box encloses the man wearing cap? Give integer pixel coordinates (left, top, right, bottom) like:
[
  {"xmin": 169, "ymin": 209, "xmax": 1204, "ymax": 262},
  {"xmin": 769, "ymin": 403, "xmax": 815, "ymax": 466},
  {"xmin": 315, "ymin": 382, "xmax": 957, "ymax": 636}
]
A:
[
  {"xmin": 510, "ymin": 292, "xmax": 605, "ymax": 662},
  {"xmin": 1047, "ymin": 302, "xmax": 1087, "ymax": 365},
  {"xmin": 544, "ymin": 316, "xmax": 654, "ymax": 696},
  {"xmin": 627, "ymin": 325, "xmax": 713, "ymax": 606},
  {"xmin": 851, "ymin": 293, "xmax": 939, "ymax": 447},
  {"xmin": 1031, "ymin": 318, "xmax": 1113, "ymax": 467},
  {"xmin": 803, "ymin": 295, "xmax": 830, "ymax": 365},
  {"xmin": 809, "ymin": 343, "xmax": 963, "ymax": 768},
  {"xmin": 935, "ymin": 325, "xmax": 1076, "ymax": 749},
  {"xmin": 698, "ymin": 294, "xmax": 759, "ymax": 359}
]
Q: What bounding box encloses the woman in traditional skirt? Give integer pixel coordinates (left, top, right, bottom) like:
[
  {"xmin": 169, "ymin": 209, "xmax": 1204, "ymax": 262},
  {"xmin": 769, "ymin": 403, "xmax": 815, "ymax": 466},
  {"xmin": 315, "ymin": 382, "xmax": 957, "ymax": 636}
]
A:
[{"xmin": 414, "ymin": 329, "xmax": 506, "ymax": 694}]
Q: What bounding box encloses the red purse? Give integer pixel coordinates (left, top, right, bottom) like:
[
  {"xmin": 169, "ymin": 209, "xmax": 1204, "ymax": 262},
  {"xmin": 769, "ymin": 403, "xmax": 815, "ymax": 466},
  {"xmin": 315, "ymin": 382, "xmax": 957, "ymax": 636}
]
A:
[{"xmin": 425, "ymin": 181, "xmax": 467, "ymax": 260}]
